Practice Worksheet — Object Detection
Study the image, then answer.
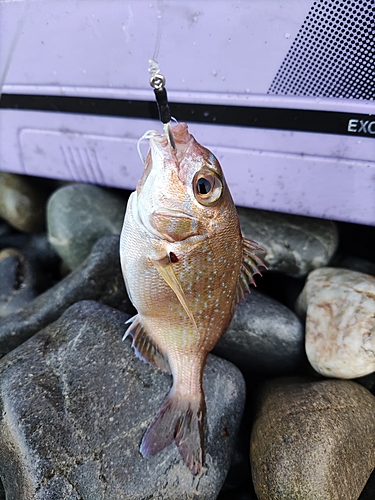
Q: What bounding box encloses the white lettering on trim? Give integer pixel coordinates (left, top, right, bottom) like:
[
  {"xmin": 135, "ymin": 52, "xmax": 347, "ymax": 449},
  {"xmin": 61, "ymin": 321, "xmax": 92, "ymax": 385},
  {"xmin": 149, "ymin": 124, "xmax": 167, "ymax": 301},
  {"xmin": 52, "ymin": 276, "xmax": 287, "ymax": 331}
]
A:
[
  {"xmin": 347, "ymin": 119, "xmax": 375, "ymax": 134},
  {"xmin": 358, "ymin": 120, "xmax": 369, "ymax": 133},
  {"xmin": 347, "ymin": 119, "xmax": 358, "ymax": 132}
]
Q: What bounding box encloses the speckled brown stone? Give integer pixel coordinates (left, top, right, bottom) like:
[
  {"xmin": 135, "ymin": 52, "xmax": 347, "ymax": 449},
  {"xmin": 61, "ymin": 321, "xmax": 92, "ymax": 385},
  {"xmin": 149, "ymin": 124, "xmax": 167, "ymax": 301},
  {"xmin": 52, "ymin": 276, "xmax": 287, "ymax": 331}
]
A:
[
  {"xmin": 0, "ymin": 173, "xmax": 49, "ymax": 233},
  {"xmin": 250, "ymin": 377, "xmax": 375, "ymax": 500}
]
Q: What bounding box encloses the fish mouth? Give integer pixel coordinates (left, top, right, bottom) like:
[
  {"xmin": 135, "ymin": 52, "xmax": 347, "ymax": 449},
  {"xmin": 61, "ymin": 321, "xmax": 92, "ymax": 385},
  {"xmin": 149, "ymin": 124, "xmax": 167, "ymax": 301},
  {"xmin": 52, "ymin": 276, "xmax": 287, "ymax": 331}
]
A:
[{"xmin": 149, "ymin": 123, "xmax": 192, "ymax": 160}]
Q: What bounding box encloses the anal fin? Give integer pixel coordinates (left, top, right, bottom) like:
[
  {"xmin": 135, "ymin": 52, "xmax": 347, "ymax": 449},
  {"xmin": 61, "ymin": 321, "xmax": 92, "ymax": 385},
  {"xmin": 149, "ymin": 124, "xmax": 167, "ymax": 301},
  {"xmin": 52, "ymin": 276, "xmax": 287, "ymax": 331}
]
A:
[
  {"xmin": 237, "ymin": 237, "xmax": 268, "ymax": 301},
  {"xmin": 123, "ymin": 315, "xmax": 170, "ymax": 374}
]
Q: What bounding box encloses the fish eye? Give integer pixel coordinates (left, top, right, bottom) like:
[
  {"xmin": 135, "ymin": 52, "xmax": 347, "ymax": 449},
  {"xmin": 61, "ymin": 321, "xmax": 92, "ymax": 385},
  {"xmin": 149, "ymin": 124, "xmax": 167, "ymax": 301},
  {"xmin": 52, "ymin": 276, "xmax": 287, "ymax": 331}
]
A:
[
  {"xmin": 197, "ymin": 177, "xmax": 212, "ymax": 195},
  {"xmin": 193, "ymin": 169, "xmax": 223, "ymax": 206}
]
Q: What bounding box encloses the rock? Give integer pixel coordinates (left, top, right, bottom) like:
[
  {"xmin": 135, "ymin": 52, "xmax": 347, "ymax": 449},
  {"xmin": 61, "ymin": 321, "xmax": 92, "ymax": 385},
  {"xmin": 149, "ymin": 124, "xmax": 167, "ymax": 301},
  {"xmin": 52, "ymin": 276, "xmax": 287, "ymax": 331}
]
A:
[
  {"xmin": 0, "ymin": 249, "xmax": 39, "ymax": 318},
  {"xmin": 0, "ymin": 235, "xmax": 133, "ymax": 358},
  {"xmin": 0, "ymin": 172, "xmax": 51, "ymax": 232},
  {"xmin": 296, "ymin": 267, "xmax": 375, "ymax": 378},
  {"xmin": 213, "ymin": 290, "xmax": 305, "ymax": 376},
  {"xmin": 0, "ymin": 232, "xmax": 62, "ymax": 283},
  {"xmin": 250, "ymin": 377, "xmax": 375, "ymax": 500},
  {"xmin": 0, "ymin": 300, "xmax": 245, "ymax": 499},
  {"xmin": 0, "ymin": 220, "xmax": 13, "ymax": 239},
  {"xmin": 254, "ymin": 271, "xmax": 306, "ymax": 311},
  {"xmin": 237, "ymin": 207, "xmax": 338, "ymax": 277},
  {"xmin": 333, "ymin": 255, "xmax": 375, "ymax": 276},
  {"xmin": 47, "ymin": 184, "xmax": 128, "ymax": 270}
]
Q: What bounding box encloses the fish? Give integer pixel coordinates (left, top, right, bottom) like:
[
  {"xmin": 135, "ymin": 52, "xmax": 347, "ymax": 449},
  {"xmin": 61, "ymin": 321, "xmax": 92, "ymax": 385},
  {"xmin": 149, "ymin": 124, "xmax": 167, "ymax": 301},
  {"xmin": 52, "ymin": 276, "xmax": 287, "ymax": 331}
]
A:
[{"xmin": 119, "ymin": 122, "xmax": 264, "ymax": 475}]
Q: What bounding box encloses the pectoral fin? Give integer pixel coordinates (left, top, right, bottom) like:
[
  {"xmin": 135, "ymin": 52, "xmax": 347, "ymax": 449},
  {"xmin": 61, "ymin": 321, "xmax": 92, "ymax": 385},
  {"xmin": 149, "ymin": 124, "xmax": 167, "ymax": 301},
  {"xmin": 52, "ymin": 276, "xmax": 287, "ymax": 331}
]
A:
[
  {"xmin": 236, "ymin": 237, "xmax": 268, "ymax": 302},
  {"xmin": 153, "ymin": 257, "xmax": 200, "ymax": 336}
]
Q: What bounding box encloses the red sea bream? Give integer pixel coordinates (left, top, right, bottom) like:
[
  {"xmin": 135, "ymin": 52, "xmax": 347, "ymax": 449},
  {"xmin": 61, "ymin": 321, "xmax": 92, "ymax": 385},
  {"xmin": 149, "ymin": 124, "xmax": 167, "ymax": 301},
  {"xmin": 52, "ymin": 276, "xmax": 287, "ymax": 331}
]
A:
[{"xmin": 119, "ymin": 122, "xmax": 263, "ymax": 474}]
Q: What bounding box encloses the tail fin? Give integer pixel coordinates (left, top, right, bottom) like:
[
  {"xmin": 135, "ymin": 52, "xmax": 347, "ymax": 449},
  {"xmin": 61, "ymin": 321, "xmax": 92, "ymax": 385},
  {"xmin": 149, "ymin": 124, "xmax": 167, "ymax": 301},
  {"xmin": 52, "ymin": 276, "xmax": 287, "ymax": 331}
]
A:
[{"xmin": 140, "ymin": 388, "xmax": 206, "ymax": 475}]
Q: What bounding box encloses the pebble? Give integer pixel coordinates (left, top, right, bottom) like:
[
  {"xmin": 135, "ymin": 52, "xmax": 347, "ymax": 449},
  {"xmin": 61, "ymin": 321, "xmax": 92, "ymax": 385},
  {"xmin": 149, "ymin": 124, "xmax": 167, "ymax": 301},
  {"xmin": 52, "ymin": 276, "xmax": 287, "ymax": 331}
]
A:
[
  {"xmin": 237, "ymin": 207, "xmax": 338, "ymax": 277},
  {"xmin": 296, "ymin": 267, "xmax": 375, "ymax": 378},
  {"xmin": 213, "ymin": 290, "xmax": 306, "ymax": 376},
  {"xmin": 0, "ymin": 235, "xmax": 132, "ymax": 358},
  {"xmin": 0, "ymin": 172, "xmax": 51, "ymax": 232},
  {"xmin": 0, "ymin": 300, "xmax": 246, "ymax": 499},
  {"xmin": 47, "ymin": 183, "xmax": 128, "ymax": 269},
  {"xmin": 333, "ymin": 255, "xmax": 375, "ymax": 276},
  {"xmin": 250, "ymin": 377, "xmax": 375, "ymax": 500},
  {"xmin": 0, "ymin": 248, "xmax": 39, "ymax": 318}
]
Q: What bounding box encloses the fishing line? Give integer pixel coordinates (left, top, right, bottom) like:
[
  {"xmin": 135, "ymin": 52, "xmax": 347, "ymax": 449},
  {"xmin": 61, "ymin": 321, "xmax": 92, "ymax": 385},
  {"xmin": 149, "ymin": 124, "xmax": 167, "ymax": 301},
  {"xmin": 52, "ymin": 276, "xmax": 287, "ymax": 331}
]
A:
[
  {"xmin": 0, "ymin": 0, "xmax": 31, "ymax": 101},
  {"xmin": 137, "ymin": 129, "xmax": 159, "ymax": 162},
  {"xmin": 152, "ymin": 0, "xmax": 164, "ymax": 63},
  {"xmin": 147, "ymin": 0, "xmax": 176, "ymax": 150}
]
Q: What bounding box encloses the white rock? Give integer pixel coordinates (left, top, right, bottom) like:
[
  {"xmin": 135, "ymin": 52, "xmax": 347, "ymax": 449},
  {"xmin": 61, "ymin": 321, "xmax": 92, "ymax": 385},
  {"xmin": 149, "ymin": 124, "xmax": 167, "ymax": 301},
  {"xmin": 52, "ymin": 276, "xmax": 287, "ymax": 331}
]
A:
[{"xmin": 296, "ymin": 267, "xmax": 375, "ymax": 378}]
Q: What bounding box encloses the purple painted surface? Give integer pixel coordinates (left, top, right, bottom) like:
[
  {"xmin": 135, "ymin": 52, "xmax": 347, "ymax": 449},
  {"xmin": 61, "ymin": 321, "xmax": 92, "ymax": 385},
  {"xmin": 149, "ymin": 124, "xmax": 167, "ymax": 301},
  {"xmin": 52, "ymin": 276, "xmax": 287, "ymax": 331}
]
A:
[{"xmin": 1, "ymin": 0, "xmax": 374, "ymax": 225}]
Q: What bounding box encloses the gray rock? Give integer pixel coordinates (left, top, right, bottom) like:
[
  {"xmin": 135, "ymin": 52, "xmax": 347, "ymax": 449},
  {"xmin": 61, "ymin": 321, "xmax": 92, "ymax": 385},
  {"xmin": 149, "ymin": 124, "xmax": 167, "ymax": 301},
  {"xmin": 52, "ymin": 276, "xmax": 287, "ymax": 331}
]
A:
[
  {"xmin": 296, "ymin": 267, "xmax": 375, "ymax": 378},
  {"xmin": 237, "ymin": 207, "xmax": 338, "ymax": 277},
  {"xmin": 0, "ymin": 249, "xmax": 39, "ymax": 318},
  {"xmin": 213, "ymin": 290, "xmax": 305, "ymax": 375},
  {"xmin": 0, "ymin": 233, "xmax": 61, "ymax": 281},
  {"xmin": 0, "ymin": 173, "xmax": 50, "ymax": 233},
  {"xmin": 250, "ymin": 377, "xmax": 375, "ymax": 500},
  {"xmin": 47, "ymin": 184, "xmax": 128, "ymax": 270},
  {"xmin": 0, "ymin": 221, "xmax": 13, "ymax": 239},
  {"xmin": 0, "ymin": 300, "xmax": 245, "ymax": 500},
  {"xmin": 333, "ymin": 256, "xmax": 375, "ymax": 276},
  {"xmin": 0, "ymin": 235, "xmax": 132, "ymax": 358}
]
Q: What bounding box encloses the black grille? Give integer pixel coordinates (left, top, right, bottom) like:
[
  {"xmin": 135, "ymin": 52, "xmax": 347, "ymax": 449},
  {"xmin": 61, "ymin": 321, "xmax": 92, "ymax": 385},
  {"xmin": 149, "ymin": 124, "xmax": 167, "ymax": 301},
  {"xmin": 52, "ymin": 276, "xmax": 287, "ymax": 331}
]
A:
[{"xmin": 268, "ymin": 0, "xmax": 375, "ymax": 100}]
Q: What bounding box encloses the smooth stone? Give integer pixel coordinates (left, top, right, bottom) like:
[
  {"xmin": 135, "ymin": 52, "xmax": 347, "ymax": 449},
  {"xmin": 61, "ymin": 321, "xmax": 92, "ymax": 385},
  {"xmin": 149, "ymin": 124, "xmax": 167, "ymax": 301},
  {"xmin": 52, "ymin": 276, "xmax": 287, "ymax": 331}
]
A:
[
  {"xmin": 0, "ymin": 220, "xmax": 13, "ymax": 239},
  {"xmin": 333, "ymin": 255, "xmax": 375, "ymax": 276},
  {"xmin": 0, "ymin": 249, "xmax": 39, "ymax": 318},
  {"xmin": 0, "ymin": 233, "xmax": 61, "ymax": 279},
  {"xmin": 237, "ymin": 207, "xmax": 338, "ymax": 277},
  {"xmin": 0, "ymin": 300, "xmax": 246, "ymax": 500},
  {"xmin": 0, "ymin": 173, "xmax": 50, "ymax": 233},
  {"xmin": 0, "ymin": 235, "xmax": 132, "ymax": 358},
  {"xmin": 213, "ymin": 290, "xmax": 305, "ymax": 376},
  {"xmin": 296, "ymin": 267, "xmax": 375, "ymax": 378},
  {"xmin": 254, "ymin": 271, "xmax": 306, "ymax": 311},
  {"xmin": 250, "ymin": 377, "xmax": 375, "ymax": 500},
  {"xmin": 47, "ymin": 184, "xmax": 127, "ymax": 270}
]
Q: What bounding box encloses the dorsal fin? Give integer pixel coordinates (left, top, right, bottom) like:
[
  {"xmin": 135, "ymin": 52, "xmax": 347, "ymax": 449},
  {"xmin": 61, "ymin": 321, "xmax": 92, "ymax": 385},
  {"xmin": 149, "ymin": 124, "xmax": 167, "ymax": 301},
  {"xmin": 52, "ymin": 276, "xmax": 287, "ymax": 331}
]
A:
[
  {"xmin": 123, "ymin": 315, "xmax": 171, "ymax": 374},
  {"xmin": 237, "ymin": 237, "xmax": 267, "ymax": 301}
]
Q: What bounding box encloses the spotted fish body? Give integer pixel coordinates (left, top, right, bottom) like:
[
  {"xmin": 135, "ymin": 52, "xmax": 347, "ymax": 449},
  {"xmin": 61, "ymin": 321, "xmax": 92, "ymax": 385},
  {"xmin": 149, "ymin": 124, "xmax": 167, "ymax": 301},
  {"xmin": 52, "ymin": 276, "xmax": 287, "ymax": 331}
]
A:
[{"xmin": 120, "ymin": 123, "xmax": 263, "ymax": 474}]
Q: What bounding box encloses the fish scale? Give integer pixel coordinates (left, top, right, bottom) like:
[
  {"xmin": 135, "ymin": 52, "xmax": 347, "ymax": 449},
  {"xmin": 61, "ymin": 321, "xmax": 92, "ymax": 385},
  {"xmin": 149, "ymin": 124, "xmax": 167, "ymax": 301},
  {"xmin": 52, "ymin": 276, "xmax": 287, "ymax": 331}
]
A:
[{"xmin": 120, "ymin": 122, "xmax": 264, "ymax": 474}]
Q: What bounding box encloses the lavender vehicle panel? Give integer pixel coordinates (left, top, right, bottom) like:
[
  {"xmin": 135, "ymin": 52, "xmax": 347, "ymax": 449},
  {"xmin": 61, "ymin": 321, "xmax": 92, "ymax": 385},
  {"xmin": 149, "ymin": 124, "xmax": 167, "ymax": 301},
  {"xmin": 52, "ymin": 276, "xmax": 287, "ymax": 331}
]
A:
[{"xmin": 1, "ymin": 0, "xmax": 374, "ymax": 225}]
